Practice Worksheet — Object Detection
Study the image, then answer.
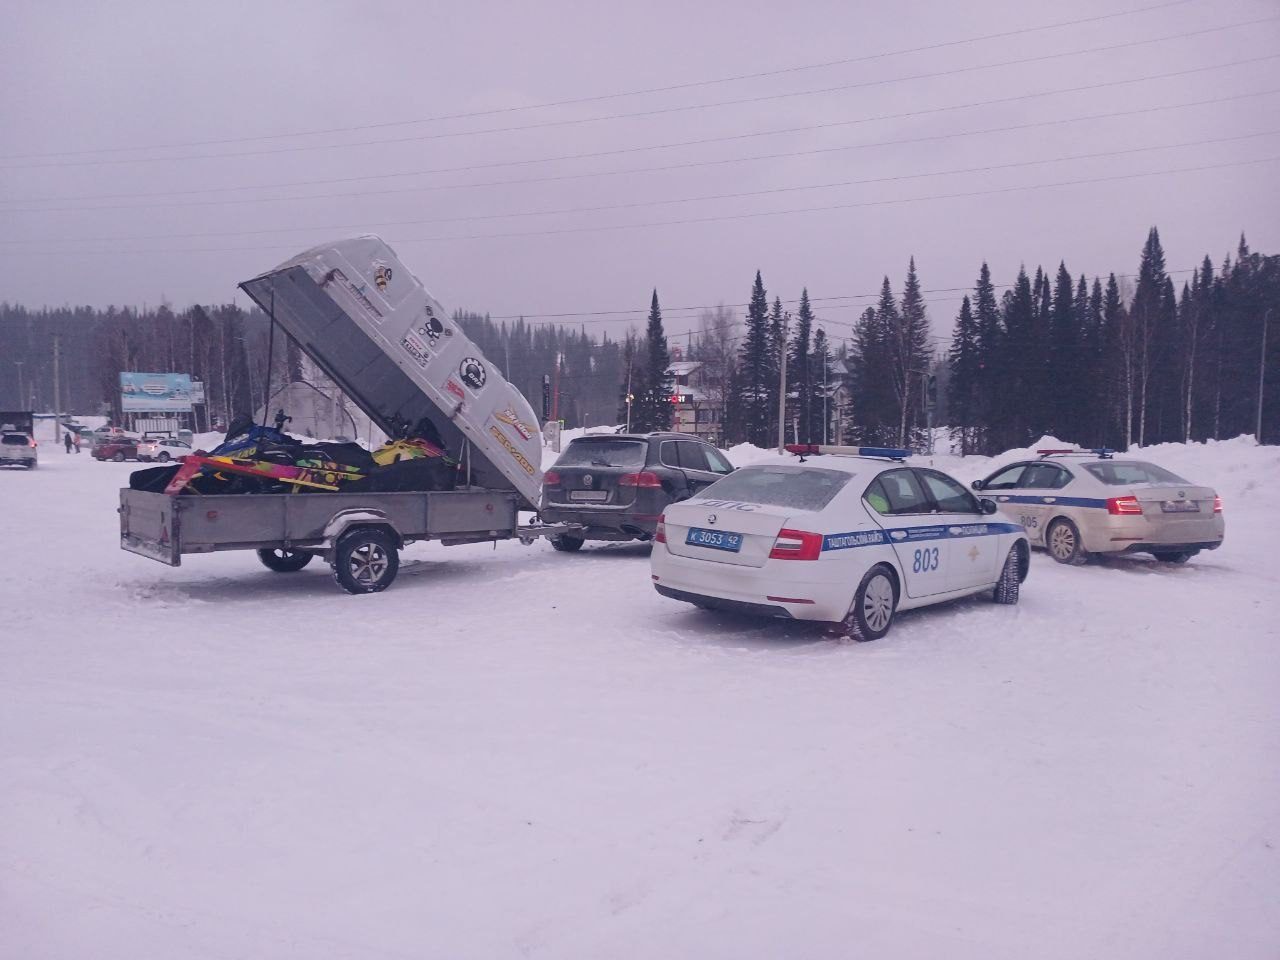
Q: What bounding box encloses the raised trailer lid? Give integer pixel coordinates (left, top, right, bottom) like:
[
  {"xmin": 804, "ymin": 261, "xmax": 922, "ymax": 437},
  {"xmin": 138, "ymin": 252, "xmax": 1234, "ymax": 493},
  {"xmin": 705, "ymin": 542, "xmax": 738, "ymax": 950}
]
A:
[{"xmin": 238, "ymin": 236, "xmax": 543, "ymax": 508}]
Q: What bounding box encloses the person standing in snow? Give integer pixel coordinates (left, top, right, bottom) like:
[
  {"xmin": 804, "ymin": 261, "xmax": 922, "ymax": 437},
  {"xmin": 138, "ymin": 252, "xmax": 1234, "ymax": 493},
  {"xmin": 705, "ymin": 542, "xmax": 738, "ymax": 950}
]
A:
[
  {"xmin": 63, "ymin": 431, "xmax": 72, "ymax": 453},
  {"xmin": 73, "ymin": 432, "xmax": 81, "ymax": 454}
]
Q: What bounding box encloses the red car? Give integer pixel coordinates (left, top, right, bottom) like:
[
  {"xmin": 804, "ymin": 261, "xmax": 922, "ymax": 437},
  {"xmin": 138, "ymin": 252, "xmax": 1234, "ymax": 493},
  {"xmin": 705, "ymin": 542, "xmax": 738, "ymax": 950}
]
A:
[{"xmin": 94, "ymin": 439, "xmax": 139, "ymax": 462}]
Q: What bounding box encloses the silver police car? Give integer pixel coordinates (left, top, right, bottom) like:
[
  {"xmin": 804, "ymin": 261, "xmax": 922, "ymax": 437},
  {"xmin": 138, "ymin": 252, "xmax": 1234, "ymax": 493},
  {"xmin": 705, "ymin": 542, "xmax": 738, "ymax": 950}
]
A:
[{"xmin": 972, "ymin": 449, "xmax": 1224, "ymax": 564}]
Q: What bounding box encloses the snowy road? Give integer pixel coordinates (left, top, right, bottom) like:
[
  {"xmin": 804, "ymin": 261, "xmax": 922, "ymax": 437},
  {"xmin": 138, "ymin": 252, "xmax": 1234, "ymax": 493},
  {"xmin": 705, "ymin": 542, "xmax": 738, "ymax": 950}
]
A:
[{"xmin": 3, "ymin": 442, "xmax": 1279, "ymax": 958}]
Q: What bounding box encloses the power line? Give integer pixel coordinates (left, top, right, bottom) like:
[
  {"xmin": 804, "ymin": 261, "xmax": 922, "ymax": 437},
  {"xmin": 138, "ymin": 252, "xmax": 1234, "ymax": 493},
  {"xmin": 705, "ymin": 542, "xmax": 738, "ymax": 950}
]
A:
[
  {"xmin": 0, "ymin": 0, "xmax": 1196, "ymax": 161},
  {"xmin": 6, "ymin": 54, "xmax": 1272, "ymax": 210},
  {"xmin": 5, "ymin": 15, "xmax": 1274, "ymax": 172},
  {"xmin": 2, "ymin": 157, "xmax": 1271, "ymax": 261},
  {"xmin": 7, "ymin": 81, "xmax": 1276, "ymax": 217},
  {"xmin": 12, "ymin": 129, "xmax": 1273, "ymax": 246}
]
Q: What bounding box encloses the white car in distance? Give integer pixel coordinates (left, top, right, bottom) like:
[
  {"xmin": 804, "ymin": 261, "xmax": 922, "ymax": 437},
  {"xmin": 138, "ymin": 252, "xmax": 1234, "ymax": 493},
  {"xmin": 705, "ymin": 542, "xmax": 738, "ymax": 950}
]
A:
[
  {"xmin": 135, "ymin": 437, "xmax": 192, "ymax": 463},
  {"xmin": 651, "ymin": 445, "xmax": 1031, "ymax": 641}
]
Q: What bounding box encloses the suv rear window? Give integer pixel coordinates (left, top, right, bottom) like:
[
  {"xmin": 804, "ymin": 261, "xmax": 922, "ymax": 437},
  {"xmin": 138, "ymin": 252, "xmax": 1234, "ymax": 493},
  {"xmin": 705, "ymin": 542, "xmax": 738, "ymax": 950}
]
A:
[
  {"xmin": 696, "ymin": 465, "xmax": 850, "ymax": 511},
  {"xmin": 1084, "ymin": 461, "xmax": 1188, "ymax": 485},
  {"xmin": 2, "ymin": 434, "xmax": 30, "ymax": 445},
  {"xmin": 555, "ymin": 439, "xmax": 647, "ymax": 468}
]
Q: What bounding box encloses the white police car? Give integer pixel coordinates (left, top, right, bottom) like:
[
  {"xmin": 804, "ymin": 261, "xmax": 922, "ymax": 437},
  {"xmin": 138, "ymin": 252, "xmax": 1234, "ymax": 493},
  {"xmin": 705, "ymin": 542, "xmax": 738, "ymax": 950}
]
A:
[
  {"xmin": 650, "ymin": 445, "xmax": 1030, "ymax": 641},
  {"xmin": 972, "ymin": 448, "xmax": 1224, "ymax": 564}
]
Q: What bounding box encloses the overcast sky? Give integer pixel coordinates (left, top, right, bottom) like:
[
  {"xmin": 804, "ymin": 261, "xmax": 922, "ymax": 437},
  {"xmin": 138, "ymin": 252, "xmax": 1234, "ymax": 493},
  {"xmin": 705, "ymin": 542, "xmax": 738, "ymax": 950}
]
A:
[{"xmin": 2, "ymin": 0, "xmax": 1278, "ymax": 345}]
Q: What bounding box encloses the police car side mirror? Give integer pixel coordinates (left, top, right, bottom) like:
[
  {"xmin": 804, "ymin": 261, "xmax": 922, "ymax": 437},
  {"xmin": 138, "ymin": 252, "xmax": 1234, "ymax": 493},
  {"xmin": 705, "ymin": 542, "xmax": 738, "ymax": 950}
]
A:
[
  {"xmin": 980, "ymin": 498, "xmax": 998, "ymax": 515},
  {"xmin": 970, "ymin": 479, "xmax": 984, "ymax": 491}
]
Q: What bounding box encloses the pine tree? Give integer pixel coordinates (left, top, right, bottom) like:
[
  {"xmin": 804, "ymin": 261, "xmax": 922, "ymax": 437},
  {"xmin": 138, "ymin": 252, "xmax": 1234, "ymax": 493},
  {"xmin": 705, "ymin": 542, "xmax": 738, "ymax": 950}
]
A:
[
  {"xmin": 810, "ymin": 327, "xmax": 832, "ymax": 443},
  {"xmin": 767, "ymin": 295, "xmax": 785, "ymax": 443},
  {"xmin": 972, "ymin": 262, "xmax": 1002, "ymax": 453},
  {"xmin": 732, "ymin": 271, "xmax": 772, "ymax": 446},
  {"xmin": 948, "ymin": 295, "xmax": 980, "ymax": 455},
  {"xmin": 630, "ymin": 289, "xmax": 673, "ymax": 431},
  {"xmin": 891, "ymin": 258, "xmax": 932, "ymax": 448},
  {"xmin": 997, "ymin": 267, "xmax": 1036, "ymax": 448},
  {"xmin": 1131, "ymin": 226, "xmax": 1168, "ymax": 446},
  {"xmin": 846, "ymin": 300, "xmax": 897, "ymax": 445},
  {"xmin": 1049, "ymin": 262, "xmax": 1079, "ymax": 438},
  {"xmin": 790, "ymin": 289, "xmax": 814, "ymax": 442}
]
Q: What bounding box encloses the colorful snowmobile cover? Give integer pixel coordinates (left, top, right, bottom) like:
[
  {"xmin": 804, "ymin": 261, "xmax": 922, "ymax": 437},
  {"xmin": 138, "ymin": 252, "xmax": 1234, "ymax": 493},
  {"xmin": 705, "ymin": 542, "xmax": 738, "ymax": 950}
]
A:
[{"xmin": 238, "ymin": 236, "xmax": 543, "ymax": 509}]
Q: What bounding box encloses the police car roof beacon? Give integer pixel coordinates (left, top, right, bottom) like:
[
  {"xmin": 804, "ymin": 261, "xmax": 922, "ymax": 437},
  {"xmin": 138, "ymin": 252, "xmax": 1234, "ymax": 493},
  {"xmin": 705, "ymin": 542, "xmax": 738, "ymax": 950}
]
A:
[
  {"xmin": 784, "ymin": 444, "xmax": 910, "ymax": 462},
  {"xmin": 1035, "ymin": 447, "xmax": 1116, "ymax": 459}
]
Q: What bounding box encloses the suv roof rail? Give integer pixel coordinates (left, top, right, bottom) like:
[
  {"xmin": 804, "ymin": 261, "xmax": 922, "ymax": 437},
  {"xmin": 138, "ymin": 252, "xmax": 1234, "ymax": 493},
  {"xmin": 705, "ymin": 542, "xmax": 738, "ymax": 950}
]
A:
[{"xmin": 785, "ymin": 443, "xmax": 909, "ymax": 462}]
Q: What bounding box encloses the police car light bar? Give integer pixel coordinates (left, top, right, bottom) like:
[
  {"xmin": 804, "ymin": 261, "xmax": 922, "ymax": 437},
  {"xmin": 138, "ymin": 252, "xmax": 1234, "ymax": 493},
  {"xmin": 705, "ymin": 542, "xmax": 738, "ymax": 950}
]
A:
[
  {"xmin": 785, "ymin": 443, "xmax": 909, "ymax": 461},
  {"xmin": 1036, "ymin": 447, "xmax": 1116, "ymax": 459}
]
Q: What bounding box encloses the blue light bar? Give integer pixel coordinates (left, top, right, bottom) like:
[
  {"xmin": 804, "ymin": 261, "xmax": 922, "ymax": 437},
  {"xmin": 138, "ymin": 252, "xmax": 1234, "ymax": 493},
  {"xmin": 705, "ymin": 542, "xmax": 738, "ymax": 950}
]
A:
[
  {"xmin": 1090, "ymin": 448, "xmax": 1116, "ymax": 459},
  {"xmin": 857, "ymin": 446, "xmax": 911, "ymax": 459}
]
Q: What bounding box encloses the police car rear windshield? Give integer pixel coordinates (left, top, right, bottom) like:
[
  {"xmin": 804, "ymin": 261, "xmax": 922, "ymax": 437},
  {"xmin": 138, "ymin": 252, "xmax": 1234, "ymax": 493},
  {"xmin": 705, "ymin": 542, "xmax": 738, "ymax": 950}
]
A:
[
  {"xmin": 556, "ymin": 439, "xmax": 646, "ymax": 468},
  {"xmin": 700, "ymin": 465, "xmax": 850, "ymax": 510},
  {"xmin": 1084, "ymin": 461, "xmax": 1189, "ymax": 485}
]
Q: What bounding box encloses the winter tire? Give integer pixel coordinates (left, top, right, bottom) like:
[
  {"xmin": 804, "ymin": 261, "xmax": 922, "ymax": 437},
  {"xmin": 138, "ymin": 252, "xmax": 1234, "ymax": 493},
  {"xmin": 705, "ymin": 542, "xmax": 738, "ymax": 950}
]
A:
[
  {"xmin": 257, "ymin": 548, "xmax": 314, "ymax": 573},
  {"xmin": 1047, "ymin": 518, "xmax": 1088, "ymax": 565},
  {"xmin": 1152, "ymin": 550, "xmax": 1193, "ymax": 564},
  {"xmin": 550, "ymin": 534, "xmax": 584, "ymax": 553},
  {"xmin": 842, "ymin": 565, "xmax": 897, "ymax": 642},
  {"xmin": 157, "ymin": 452, "xmax": 171, "ymax": 462},
  {"xmin": 333, "ymin": 527, "xmax": 399, "ymax": 594},
  {"xmin": 992, "ymin": 545, "xmax": 1023, "ymax": 605},
  {"xmin": 112, "ymin": 451, "xmax": 125, "ymax": 462}
]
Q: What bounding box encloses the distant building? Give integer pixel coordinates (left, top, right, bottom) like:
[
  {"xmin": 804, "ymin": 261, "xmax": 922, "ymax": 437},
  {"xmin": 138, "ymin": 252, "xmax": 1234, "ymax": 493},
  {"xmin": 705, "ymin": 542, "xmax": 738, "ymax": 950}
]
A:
[{"xmin": 666, "ymin": 360, "xmax": 723, "ymax": 443}]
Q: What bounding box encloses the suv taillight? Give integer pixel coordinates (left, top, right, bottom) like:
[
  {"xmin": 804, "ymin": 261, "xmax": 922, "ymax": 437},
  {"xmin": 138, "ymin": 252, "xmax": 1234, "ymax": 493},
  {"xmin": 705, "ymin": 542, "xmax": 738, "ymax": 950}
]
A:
[
  {"xmin": 1214, "ymin": 496, "xmax": 1223, "ymax": 513},
  {"xmin": 655, "ymin": 514, "xmax": 666, "ymax": 543},
  {"xmin": 620, "ymin": 471, "xmax": 663, "ymax": 488},
  {"xmin": 769, "ymin": 528, "xmax": 823, "ymax": 561},
  {"xmin": 29, "ymin": 438, "xmax": 37, "ymax": 447},
  {"xmin": 543, "ymin": 470, "xmax": 561, "ymax": 486},
  {"xmin": 1106, "ymin": 495, "xmax": 1142, "ymax": 516}
]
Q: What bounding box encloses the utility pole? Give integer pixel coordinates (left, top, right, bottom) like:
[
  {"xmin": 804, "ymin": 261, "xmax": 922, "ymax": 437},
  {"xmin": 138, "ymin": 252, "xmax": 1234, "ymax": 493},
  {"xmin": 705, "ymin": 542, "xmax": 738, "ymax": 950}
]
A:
[
  {"xmin": 52, "ymin": 335, "xmax": 62, "ymax": 449},
  {"xmin": 625, "ymin": 366, "xmax": 633, "ymax": 432},
  {"xmin": 1259, "ymin": 307, "xmax": 1272, "ymax": 445},
  {"xmin": 14, "ymin": 361, "xmax": 24, "ymax": 411},
  {"xmin": 776, "ymin": 312, "xmax": 789, "ymax": 454}
]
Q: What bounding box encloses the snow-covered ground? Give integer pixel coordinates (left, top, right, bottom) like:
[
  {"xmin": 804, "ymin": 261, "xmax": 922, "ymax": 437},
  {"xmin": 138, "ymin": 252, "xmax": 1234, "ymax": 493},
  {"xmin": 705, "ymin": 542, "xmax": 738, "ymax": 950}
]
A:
[{"xmin": 2, "ymin": 437, "xmax": 1279, "ymax": 959}]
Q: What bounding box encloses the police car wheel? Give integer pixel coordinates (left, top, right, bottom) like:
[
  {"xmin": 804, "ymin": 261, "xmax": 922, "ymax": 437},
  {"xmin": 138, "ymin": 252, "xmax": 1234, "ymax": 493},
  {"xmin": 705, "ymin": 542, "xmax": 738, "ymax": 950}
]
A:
[
  {"xmin": 550, "ymin": 534, "xmax": 584, "ymax": 552},
  {"xmin": 844, "ymin": 565, "xmax": 897, "ymax": 642},
  {"xmin": 992, "ymin": 546, "xmax": 1022, "ymax": 604},
  {"xmin": 1047, "ymin": 518, "xmax": 1088, "ymax": 565}
]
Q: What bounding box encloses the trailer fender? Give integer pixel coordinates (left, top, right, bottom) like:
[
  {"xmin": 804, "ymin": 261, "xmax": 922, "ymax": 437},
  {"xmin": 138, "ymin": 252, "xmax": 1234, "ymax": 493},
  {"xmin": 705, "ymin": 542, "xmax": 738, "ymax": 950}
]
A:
[{"xmin": 322, "ymin": 509, "xmax": 404, "ymax": 557}]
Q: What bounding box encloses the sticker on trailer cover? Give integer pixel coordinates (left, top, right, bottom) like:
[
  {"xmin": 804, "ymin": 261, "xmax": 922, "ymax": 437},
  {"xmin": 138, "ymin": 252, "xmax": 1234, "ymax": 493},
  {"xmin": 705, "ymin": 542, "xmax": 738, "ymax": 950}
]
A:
[
  {"xmin": 459, "ymin": 357, "xmax": 487, "ymax": 390},
  {"xmin": 400, "ymin": 332, "xmax": 432, "ymax": 369},
  {"xmin": 488, "ymin": 425, "xmax": 535, "ymax": 475},
  {"xmin": 372, "ymin": 262, "xmax": 393, "ymax": 291},
  {"xmin": 415, "ymin": 311, "xmax": 444, "ymax": 345},
  {"xmin": 494, "ymin": 406, "xmax": 533, "ymax": 440},
  {"xmin": 320, "ymin": 267, "xmax": 382, "ymax": 320},
  {"xmin": 445, "ymin": 379, "xmax": 466, "ymax": 401}
]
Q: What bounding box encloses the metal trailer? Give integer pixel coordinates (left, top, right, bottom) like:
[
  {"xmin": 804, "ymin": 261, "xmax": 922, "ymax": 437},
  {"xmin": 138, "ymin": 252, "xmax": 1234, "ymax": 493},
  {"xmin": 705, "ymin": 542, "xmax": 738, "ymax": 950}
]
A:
[{"xmin": 120, "ymin": 236, "xmax": 577, "ymax": 592}]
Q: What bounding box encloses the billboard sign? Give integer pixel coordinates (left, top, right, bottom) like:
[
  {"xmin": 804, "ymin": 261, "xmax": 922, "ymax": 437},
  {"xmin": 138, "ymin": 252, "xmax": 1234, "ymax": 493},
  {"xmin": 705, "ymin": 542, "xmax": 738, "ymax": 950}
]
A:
[
  {"xmin": 190, "ymin": 381, "xmax": 206, "ymax": 404},
  {"xmin": 120, "ymin": 372, "xmax": 194, "ymax": 413}
]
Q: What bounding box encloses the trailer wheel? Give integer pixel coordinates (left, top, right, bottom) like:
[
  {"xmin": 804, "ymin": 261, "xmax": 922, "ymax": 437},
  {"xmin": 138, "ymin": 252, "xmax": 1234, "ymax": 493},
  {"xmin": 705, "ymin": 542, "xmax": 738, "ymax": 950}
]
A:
[
  {"xmin": 550, "ymin": 534, "xmax": 584, "ymax": 552},
  {"xmin": 333, "ymin": 527, "xmax": 399, "ymax": 594},
  {"xmin": 257, "ymin": 548, "xmax": 314, "ymax": 573}
]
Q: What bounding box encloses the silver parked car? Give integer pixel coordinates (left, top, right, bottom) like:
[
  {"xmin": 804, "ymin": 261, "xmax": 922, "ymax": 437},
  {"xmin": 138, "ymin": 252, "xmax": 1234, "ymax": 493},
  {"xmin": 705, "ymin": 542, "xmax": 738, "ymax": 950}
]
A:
[{"xmin": 972, "ymin": 449, "xmax": 1224, "ymax": 564}]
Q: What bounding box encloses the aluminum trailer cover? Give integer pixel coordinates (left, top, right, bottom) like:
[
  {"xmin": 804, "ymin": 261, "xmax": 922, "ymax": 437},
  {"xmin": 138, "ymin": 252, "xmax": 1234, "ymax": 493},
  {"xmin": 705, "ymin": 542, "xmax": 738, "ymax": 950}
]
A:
[{"xmin": 238, "ymin": 236, "xmax": 542, "ymax": 508}]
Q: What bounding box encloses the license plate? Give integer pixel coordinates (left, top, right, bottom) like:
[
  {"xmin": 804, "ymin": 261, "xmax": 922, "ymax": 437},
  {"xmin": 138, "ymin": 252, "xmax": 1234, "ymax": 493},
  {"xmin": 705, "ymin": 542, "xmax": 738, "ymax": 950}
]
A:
[
  {"xmin": 1160, "ymin": 500, "xmax": 1199, "ymax": 513},
  {"xmin": 569, "ymin": 490, "xmax": 609, "ymax": 502},
  {"xmin": 686, "ymin": 527, "xmax": 743, "ymax": 552}
]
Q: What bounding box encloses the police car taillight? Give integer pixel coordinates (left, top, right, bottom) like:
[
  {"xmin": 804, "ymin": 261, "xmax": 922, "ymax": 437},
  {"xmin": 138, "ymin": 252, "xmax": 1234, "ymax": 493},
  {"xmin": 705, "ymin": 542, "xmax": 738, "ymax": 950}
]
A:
[
  {"xmin": 769, "ymin": 528, "xmax": 822, "ymax": 561},
  {"xmin": 1214, "ymin": 496, "xmax": 1223, "ymax": 513},
  {"xmin": 655, "ymin": 515, "xmax": 667, "ymax": 543},
  {"xmin": 1106, "ymin": 495, "xmax": 1142, "ymax": 516}
]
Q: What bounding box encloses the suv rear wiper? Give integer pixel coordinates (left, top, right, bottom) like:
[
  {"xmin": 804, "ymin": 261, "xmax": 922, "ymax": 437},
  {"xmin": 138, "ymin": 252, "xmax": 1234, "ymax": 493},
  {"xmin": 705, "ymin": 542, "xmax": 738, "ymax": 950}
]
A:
[{"xmin": 590, "ymin": 458, "xmax": 615, "ymax": 467}]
